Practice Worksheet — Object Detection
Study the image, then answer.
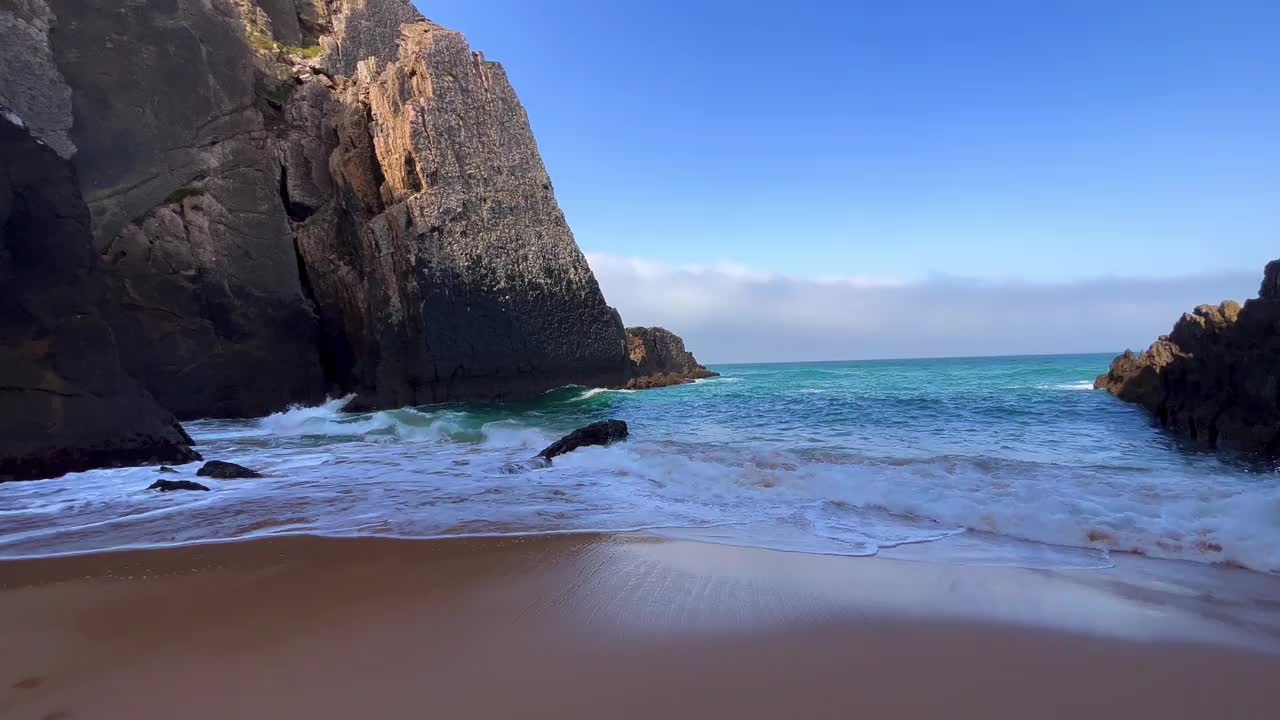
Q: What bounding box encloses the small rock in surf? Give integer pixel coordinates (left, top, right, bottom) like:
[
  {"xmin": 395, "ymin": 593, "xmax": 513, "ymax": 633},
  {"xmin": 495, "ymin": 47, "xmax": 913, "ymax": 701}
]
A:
[
  {"xmin": 148, "ymin": 479, "xmax": 210, "ymax": 492},
  {"xmin": 196, "ymin": 461, "xmax": 263, "ymax": 479},
  {"xmin": 537, "ymin": 420, "xmax": 629, "ymax": 461}
]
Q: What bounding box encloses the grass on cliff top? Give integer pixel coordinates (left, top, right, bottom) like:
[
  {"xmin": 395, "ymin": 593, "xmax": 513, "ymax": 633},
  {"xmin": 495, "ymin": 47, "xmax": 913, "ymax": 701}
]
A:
[
  {"xmin": 244, "ymin": 26, "xmax": 321, "ymax": 59},
  {"xmin": 247, "ymin": 30, "xmax": 275, "ymax": 53},
  {"xmin": 285, "ymin": 45, "xmax": 323, "ymax": 59}
]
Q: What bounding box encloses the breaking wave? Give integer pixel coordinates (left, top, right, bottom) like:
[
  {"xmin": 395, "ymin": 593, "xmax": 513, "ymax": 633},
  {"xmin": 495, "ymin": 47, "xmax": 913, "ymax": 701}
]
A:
[{"xmin": 3, "ymin": 354, "xmax": 1278, "ymax": 573}]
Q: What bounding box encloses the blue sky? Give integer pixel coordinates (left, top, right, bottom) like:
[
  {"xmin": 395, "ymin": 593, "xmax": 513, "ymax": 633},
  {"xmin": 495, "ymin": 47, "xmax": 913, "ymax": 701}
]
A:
[{"xmin": 417, "ymin": 1, "xmax": 1277, "ymax": 360}]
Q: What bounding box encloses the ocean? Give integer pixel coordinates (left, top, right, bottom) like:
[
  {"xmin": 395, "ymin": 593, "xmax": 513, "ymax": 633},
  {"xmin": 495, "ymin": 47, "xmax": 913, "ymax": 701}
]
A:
[{"xmin": 3, "ymin": 353, "xmax": 1278, "ymax": 572}]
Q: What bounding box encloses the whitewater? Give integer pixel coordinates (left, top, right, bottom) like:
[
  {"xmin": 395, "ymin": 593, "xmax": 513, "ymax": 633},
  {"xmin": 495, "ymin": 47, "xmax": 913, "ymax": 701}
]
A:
[{"xmin": 2, "ymin": 354, "xmax": 1278, "ymax": 573}]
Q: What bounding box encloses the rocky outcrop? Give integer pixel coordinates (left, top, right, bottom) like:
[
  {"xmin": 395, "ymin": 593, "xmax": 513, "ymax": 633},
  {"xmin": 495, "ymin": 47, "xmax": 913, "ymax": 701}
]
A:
[
  {"xmin": 538, "ymin": 420, "xmax": 629, "ymax": 461},
  {"xmin": 1096, "ymin": 260, "xmax": 1280, "ymax": 454},
  {"xmin": 0, "ymin": 112, "xmax": 200, "ymax": 482},
  {"xmin": 3, "ymin": 0, "xmax": 631, "ymax": 422},
  {"xmin": 623, "ymin": 327, "xmax": 719, "ymax": 389}
]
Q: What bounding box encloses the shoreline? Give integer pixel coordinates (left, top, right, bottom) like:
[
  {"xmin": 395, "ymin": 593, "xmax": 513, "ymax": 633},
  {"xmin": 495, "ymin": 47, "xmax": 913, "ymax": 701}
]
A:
[
  {"xmin": 3, "ymin": 532, "xmax": 1279, "ymax": 719},
  {"xmin": 3, "ymin": 521, "xmax": 1272, "ymax": 577}
]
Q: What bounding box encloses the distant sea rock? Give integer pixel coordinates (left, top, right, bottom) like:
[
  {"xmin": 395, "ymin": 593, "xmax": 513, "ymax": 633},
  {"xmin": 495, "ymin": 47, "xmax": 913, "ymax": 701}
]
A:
[
  {"xmin": 0, "ymin": 112, "xmax": 200, "ymax": 482},
  {"xmin": 623, "ymin": 327, "xmax": 719, "ymax": 389},
  {"xmin": 1095, "ymin": 259, "xmax": 1280, "ymax": 454}
]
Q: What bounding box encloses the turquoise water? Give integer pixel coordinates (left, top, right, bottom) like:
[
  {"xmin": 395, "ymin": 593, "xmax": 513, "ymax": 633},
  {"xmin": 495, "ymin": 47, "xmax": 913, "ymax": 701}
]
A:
[{"xmin": 3, "ymin": 353, "xmax": 1279, "ymax": 572}]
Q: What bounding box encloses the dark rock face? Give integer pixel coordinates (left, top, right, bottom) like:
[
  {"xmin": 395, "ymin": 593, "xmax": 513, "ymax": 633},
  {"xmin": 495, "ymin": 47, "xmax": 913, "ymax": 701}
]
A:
[
  {"xmin": 538, "ymin": 420, "xmax": 630, "ymax": 461},
  {"xmin": 1096, "ymin": 260, "xmax": 1280, "ymax": 454},
  {"xmin": 623, "ymin": 327, "xmax": 718, "ymax": 389},
  {"xmin": 3, "ymin": 0, "xmax": 632, "ymax": 422},
  {"xmin": 0, "ymin": 113, "xmax": 200, "ymax": 482},
  {"xmin": 197, "ymin": 460, "xmax": 263, "ymax": 479},
  {"xmin": 149, "ymin": 479, "xmax": 210, "ymax": 492},
  {"xmin": 41, "ymin": 0, "xmax": 328, "ymax": 419}
]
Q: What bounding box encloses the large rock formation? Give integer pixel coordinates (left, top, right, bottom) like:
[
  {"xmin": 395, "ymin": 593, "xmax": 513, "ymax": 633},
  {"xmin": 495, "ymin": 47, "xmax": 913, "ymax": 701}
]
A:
[
  {"xmin": 3, "ymin": 0, "xmax": 630, "ymax": 421},
  {"xmin": 295, "ymin": 20, "xmax": 630, "ymax": 409},
  {"xmin": 0, "ymin": 0, "xmax": 720, "ymax": 480},
  {"xmin": 623, "ymin": 326, "xmax": 719, "ymax": 389},
  {"xmin": 0, "ymin": 112, "xmax": 199, "ymax": 481},
  {"xmin": 1096, "ymin": 260, "xmax": 1280, "ymax": 454}
]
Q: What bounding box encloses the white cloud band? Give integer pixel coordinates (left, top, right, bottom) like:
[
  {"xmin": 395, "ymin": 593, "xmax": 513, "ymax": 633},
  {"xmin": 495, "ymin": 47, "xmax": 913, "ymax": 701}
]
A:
[{"xmin": 587, "ymin": 252, "xmax": 1260, "ymax": 364}]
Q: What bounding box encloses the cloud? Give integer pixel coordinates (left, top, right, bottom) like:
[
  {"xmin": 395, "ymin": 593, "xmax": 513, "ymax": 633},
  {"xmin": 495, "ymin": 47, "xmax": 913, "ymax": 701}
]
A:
[{"xmin": 586, "ymin": 253, "xmax": 1262, "ymax": 364}]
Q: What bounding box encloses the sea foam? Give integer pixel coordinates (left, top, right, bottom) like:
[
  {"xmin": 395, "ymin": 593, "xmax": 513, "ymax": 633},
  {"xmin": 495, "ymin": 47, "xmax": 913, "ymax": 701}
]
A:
[{"xmin": 4, "ymin": 354, "xmax": 1278, "ymax": 574}]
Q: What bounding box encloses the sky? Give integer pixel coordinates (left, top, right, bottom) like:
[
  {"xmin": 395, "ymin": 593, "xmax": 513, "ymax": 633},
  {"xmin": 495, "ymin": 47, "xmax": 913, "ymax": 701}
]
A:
[{"xmin": 417, "ymin": 1, "xmax": 1278, "ymax": 363}]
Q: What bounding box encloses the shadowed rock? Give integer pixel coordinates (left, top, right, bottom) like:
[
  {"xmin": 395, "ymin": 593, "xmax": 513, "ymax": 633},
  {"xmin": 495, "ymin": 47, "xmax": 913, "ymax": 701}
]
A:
[
  {"xmin": 148, "ymin": 479, "xmax": 209, "ymax": 492},
  {"xmin": 0, "ymin": 109, "xmax": 200, "ymax": 482},
  {"xmin": 197, "ymin": 461, "xmax": 263, "ymax": 479},
  {"xmin": 1096, "ymin": 259, "xmax": 1280, "ymax": 454},
  {"xmin": 537, "ymin": 420, "xmax": 629, "ymax": 461}
]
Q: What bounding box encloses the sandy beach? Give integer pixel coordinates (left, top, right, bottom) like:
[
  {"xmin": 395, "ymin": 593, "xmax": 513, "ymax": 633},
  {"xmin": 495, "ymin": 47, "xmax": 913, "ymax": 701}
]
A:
[{"xmin": 2, "ymin": 533, "xmax": 1278, "ymax": 719}]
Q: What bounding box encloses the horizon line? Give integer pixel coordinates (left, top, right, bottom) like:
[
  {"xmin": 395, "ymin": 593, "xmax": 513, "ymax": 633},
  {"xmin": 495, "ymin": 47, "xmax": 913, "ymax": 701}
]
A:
[{"xmin": 705, "ymin": 350, "xmax": 1122, "ymax": 368}]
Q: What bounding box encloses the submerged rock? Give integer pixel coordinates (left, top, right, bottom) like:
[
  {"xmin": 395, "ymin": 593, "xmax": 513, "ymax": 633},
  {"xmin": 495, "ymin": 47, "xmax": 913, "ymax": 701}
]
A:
[
  {"xmin": 1096, "ymin": 259, "xmax": 1280, "ymax": 454},
  {"xmin": 537, "ymin": 420, "xmax": 629, "ymax": 461},
  {"xmin": 156, "ymin": 466, "xmax": 179, "ymax": 473},
  {"xmin": 500, "ymin": 457, "xmax": 552, "ymax": 474},
  {"xmin": 197, "ymin": 461, "xmax": 263, "ymax": 479},
  {"xmin": 148, "ymin": 479, "xmax": 210, "ymax": 492},
  {"xmin": 623, "ymin": 327, "xmax": 719, "ymax": 389}
]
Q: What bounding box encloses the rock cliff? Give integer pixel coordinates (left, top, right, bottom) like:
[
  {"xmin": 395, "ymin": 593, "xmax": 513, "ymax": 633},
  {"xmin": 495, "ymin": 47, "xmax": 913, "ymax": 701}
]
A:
[
  {"xmin": 295, "ymin": 20, "xmax": 631, "ymax": 409},
  {"xmin": 0, "ymin": 0, "xmax": 720, "ymax": 480},
  {"xmin": 624, "ymin": 326, "xmax": 719, "ymax": 389},
  {"xmin": 0, "ymin": 112, "xmax": 199, "ymax": 481},
  {"xmin": 1095, "ymin": 260, "xmax": 1280, "ymax": 454},
  {"xmin": 3, "ymin": 0, "xmax": 629, "ymax": 421}
]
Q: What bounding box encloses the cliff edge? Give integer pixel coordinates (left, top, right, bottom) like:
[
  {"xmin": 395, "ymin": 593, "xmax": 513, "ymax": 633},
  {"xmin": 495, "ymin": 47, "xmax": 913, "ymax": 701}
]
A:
[{"xmin": 1095, "ymin": 259, "xmax": 1280, "ymax": 454}]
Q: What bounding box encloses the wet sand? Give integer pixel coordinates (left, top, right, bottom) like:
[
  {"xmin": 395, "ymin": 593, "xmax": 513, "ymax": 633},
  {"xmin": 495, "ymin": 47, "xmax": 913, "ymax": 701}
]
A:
[{"xmin": 2, "ymin": 533, "xmax": 1278, "ymax": 719}]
